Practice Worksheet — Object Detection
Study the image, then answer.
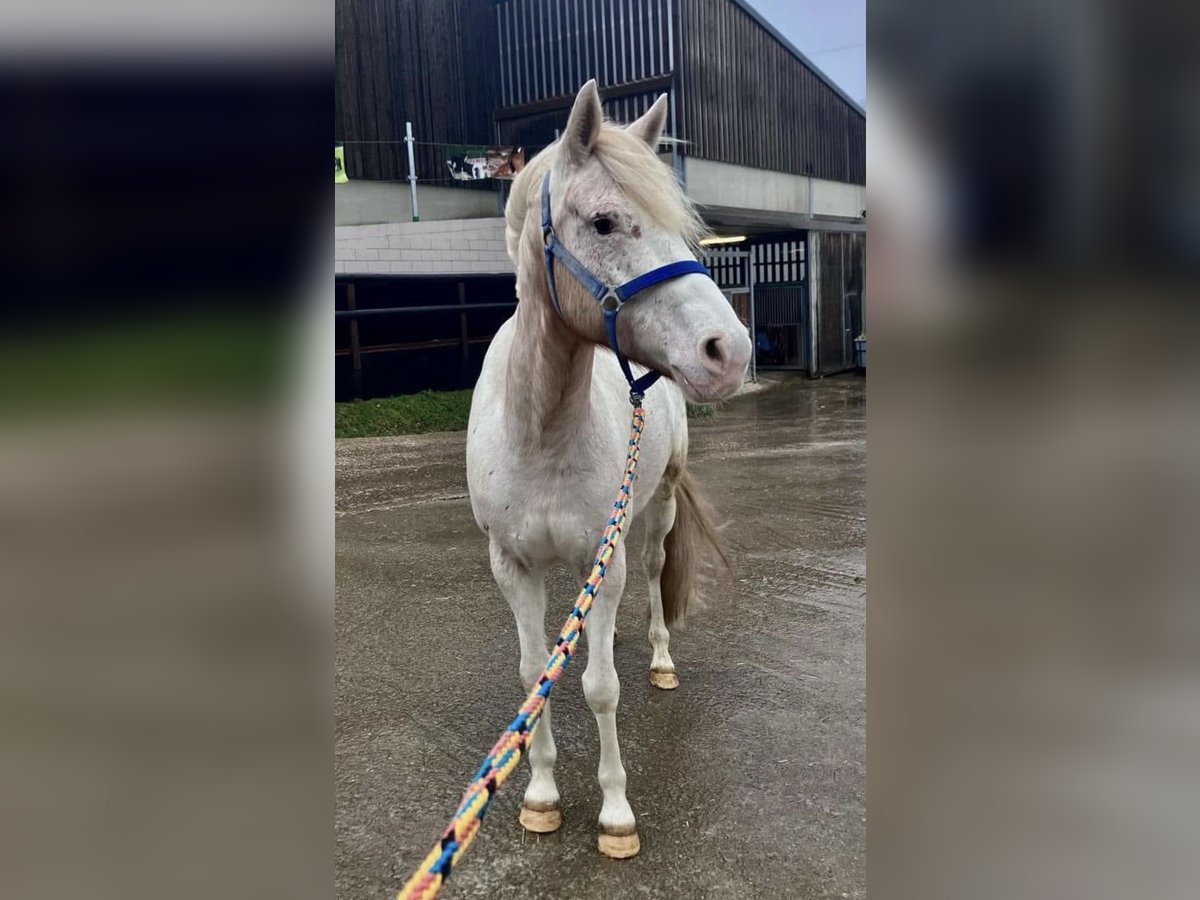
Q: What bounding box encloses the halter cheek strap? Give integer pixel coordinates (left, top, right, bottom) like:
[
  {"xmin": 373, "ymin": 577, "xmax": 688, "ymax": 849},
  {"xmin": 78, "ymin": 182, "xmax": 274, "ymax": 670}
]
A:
[{"xmin": 540, "ymin": 171, "xmax": 710, "ymax": 402}]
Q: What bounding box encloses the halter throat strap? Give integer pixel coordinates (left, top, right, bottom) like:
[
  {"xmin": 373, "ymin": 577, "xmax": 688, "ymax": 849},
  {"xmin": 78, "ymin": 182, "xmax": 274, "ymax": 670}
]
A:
[{"xmin": 540, "ymin": 171, "xmax": 709, "ymax": 401}]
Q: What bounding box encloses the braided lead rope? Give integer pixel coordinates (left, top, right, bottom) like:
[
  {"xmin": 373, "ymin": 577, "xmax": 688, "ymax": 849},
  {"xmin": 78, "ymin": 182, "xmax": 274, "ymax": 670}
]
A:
[{"xmin": 398, "ymin": 404, "xmax": 647, "ymax": 900}]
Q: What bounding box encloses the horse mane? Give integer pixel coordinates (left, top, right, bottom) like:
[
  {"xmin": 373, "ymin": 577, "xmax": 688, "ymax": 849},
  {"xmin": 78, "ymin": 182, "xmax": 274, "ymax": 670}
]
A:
[{"xmin": 505, "ymin": 119, "xmax": 707, "ymax": 264}]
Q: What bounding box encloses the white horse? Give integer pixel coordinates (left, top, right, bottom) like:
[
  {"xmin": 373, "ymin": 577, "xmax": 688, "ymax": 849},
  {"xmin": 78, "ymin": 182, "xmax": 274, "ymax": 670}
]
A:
[{"xmin": 465, "ymin": 80, "xmax": 752, "ymax": 859}]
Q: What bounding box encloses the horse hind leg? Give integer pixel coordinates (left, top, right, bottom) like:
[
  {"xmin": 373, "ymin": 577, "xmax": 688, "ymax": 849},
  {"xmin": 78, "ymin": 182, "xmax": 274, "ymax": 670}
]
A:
[
  {"xmin": 647, "ymin": 466, "xmax": 728, "ymax": 687},
  {"xmin": 489, "ymin": 544, "xmax": 561, "ymax": 833},
  {"xmin": 642, "ymin": 481, "xmax": 679, "ymax": 690}
]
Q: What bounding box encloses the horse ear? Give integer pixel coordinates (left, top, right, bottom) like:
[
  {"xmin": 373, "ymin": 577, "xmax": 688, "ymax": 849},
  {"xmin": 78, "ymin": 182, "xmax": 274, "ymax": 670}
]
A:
[
  {"xmin": 627, "ymin": 94, "xmax": 669, "ymax": 148},
  {"xmin": 562, "ymin": 80, "xmax": 602, "ymax": 165}
]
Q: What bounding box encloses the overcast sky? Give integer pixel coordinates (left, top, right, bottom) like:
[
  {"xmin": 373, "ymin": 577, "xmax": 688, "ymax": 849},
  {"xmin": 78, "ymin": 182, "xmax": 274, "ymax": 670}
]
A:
[{"xmin": 744, "ymin": 0, "xmax": 866, "ymax": 108}]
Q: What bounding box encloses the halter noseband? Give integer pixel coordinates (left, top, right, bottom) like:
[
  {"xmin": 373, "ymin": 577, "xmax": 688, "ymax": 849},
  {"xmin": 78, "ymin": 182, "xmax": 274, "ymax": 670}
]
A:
[{"xmin": 540, "ymin": 171, "xmax": 710, "ymax": 403}]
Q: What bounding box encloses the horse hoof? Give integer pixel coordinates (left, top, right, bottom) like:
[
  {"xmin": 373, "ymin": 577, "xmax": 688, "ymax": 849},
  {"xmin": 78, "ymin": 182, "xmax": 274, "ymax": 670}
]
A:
[
  {"xmin": 649, "ymin": 669, "xmax": 679, "ymax": 690},
  {"xmin": 519, "ymin": 805, "xmax": 561, "ymax": 834},
  {"xmin": 597, "ymin": 829, "xmax": 640, "ymax": 859}
]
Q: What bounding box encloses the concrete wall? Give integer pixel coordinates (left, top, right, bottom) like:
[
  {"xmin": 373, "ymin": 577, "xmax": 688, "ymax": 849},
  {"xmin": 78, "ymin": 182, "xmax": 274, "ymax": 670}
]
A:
[
  {"xmin": 335, "ymin": 181, "xmax": 501, "ymax": 226},
  {"xmin": 336, "ymin": 218, "xmax": 513, "ymax": 276},
  {"xmin": 684, "ymin": 157, "xmax": 866, "ymax": 227}
]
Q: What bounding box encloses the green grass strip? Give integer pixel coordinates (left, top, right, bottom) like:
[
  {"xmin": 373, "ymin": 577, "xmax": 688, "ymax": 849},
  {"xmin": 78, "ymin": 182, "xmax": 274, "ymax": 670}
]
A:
[{"xmin": 336, "ymin": 390, "xmax": 475, "ymax": 438}]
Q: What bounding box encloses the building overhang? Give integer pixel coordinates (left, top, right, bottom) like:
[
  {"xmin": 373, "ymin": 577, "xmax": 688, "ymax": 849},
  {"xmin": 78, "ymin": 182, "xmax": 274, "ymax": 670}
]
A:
[
  {"xmin": 699, "ymin": 205, "xmax": 866, "ymax": 235},
  {"xmin": 683, "ymin": 157, "xmax": 866, "ymax": 232}
]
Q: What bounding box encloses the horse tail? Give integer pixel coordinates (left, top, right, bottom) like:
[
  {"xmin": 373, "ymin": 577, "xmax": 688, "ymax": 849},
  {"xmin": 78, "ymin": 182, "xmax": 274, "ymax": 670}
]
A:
[{"xmin": 660, "ymin": 468, "xmax": 730, "ymax": 625}]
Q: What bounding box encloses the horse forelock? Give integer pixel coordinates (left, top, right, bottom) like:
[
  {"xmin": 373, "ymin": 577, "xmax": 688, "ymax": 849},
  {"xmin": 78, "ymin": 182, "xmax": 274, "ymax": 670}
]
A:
[{"xmin": 505, "ymin": 120, "xmax": 707, "ymax": 270}]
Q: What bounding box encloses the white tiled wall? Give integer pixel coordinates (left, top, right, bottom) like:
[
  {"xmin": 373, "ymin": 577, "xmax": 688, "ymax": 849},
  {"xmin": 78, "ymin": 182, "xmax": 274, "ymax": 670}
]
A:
[{"xmin": 335, "ymin": 218, "xmax": 514, "ymax": 276}]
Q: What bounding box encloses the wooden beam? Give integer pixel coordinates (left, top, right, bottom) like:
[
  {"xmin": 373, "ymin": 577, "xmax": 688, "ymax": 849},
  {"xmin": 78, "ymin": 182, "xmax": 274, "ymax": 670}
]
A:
[
  {"xmin": 346, "ymin": 281, "xmax": 363, "ymax": 400},
  {"xmin": 458, "ymin": 280, "xmax": 470, "ymax": 386},
  {"xmin": 495, "ymin": 73, "xmax": 674, "ymax": 122}
]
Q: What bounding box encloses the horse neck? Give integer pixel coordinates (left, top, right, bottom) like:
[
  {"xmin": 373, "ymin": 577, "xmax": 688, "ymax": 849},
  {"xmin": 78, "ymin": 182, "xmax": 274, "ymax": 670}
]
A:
[{"xmin": 504, "ymin": 246, "xmax": 595, "ymax": 449}]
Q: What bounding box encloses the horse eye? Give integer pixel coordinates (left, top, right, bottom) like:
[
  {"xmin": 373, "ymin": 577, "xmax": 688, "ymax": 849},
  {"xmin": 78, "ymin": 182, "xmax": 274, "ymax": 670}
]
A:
[{"xmin": 593, "ymin": 217, "xmax": 614, "ymax": 235}]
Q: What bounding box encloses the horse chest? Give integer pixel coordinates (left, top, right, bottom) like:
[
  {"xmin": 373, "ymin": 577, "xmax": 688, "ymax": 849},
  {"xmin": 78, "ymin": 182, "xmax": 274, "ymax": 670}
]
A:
[{"xmin": 475, "ymin": 459, "xmax": 619, "ymax": 569}]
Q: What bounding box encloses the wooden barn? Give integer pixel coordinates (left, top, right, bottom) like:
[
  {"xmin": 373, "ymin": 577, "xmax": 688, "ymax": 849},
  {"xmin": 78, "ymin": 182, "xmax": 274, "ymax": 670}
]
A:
[{"xmin": 336, "ymin": 0, "xmax": 865, "ymax": 400}]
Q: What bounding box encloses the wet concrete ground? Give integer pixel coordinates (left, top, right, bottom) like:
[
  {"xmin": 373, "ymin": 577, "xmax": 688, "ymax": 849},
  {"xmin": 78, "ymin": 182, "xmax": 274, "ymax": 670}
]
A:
[{"xmin": 336, "ymin": 373, "xmax": 865, "ymax": 899}]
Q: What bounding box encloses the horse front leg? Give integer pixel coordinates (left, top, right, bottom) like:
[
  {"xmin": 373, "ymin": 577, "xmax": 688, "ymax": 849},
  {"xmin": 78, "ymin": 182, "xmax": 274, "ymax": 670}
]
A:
[
  {"xmin": 489, "ymin": 543, "xmax": 561, "ymax": 833},
  {"xmin": 581, "ymin": 545, "xmax": 640, "ymax": 858}
]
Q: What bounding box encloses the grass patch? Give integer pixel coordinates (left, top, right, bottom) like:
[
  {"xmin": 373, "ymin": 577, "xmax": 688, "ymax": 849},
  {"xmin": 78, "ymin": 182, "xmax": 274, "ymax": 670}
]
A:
[
  {"xmin": 336, "ymin": 390, "xmax": 474, "ymax": 438},
  {"xmin": 336, "ymin": 391, "xmax": 716, "ymax": 438}
]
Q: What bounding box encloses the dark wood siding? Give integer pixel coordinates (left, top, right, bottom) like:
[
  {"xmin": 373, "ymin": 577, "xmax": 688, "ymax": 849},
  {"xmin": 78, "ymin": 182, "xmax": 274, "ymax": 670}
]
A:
[
  {"xmin": 678, "ymin": 0, "xmax": 865, "ymax": 184},
  {"xmin": 815, "ymin": 231, "xmax": 865, "ymax": 373},
  {"xmin": 336, "ymin": 0, "xmax": 865, "ymax": 186},
  {"xmin": 493, "ymin": 0, "xmax": 679, "ymax": 151},
  {"xmin": 335, "ymin": 0, "xmax": 499, "ymax": 181},
  {"xmin": 497, "ymin": 89, "xmax": 674, "ymax": 155},
  {"xmin": 495, "ymin": 0, "xmax": 675, "ymax": 106}
]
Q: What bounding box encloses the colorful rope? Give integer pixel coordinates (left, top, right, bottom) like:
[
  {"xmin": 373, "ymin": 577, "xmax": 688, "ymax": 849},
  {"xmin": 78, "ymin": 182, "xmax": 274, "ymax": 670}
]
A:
[{"xmin": 398, "ymin": 404, "xmax": 647, "ymax": 900}]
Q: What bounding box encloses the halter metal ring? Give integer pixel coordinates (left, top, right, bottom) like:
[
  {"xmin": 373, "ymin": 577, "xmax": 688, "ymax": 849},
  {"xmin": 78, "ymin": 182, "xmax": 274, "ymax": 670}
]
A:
[{"xmin": 600, "ymin": 289, "xmax": 621, "ymax": 312}]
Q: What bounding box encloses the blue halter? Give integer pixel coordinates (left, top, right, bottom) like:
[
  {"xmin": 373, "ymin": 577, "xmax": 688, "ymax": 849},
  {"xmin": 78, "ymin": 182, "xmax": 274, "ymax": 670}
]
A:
[{"xmin": 540, "ymin": 171, "xmax": 710, "ymax": 402}]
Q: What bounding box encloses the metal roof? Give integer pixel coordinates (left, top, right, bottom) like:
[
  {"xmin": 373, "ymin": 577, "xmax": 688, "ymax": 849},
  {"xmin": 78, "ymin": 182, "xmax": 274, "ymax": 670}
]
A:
[{"xmin": 728, "ymin": 0, "xmax": 865, "ymax": 118}]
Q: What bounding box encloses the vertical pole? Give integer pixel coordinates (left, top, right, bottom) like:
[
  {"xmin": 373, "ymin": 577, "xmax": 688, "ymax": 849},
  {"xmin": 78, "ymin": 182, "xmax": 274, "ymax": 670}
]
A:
[
  {"xmin": 807, "ymin": 231, "xmax": 820, "ymax": 377},
  {"xmin": 669, "ymin": 90, "xmax": 683, "ymax": 186},
  {"xmin": 746, "ymin": 249, "xmax": 757, "ymax": 383},
  {"xmin": 841, "ymin": 238, "xmax": 849, "ymax": 369},
  {"xmin": 666, "ymin": 3, "xmax": 680, "ymax": 185},
  {"xmin": 494, "ymin": 119, "xmax": 506, "ymax": 216},
  {"xmin": 347, "ymin": 281, "xmax": 363, "ymax": 400},
  {"xmin": 405, "ymin": 121, "xmax": 420, "ymax": 222},
  {"xmin": 553, "ymin": 128, "xmax": 560, "ymax": 143},
  {"xmin": 860, "ymin": 233, "xmax": 867, "ymax": 355}
]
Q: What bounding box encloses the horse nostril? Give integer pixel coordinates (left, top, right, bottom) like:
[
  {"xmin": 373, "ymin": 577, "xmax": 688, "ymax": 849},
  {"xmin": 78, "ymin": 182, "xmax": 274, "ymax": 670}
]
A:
[{"xmin": 704, "ymin": 336, "xmax": 725, "ymax": 364}]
